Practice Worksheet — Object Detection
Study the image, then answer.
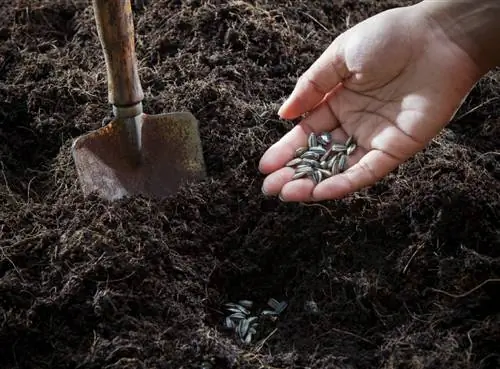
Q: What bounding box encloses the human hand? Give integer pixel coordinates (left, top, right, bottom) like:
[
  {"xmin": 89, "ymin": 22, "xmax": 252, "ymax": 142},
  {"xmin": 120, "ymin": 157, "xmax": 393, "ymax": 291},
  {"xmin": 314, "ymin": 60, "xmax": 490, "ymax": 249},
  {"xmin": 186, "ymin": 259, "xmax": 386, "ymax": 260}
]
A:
[{"xmin": 259, "ymin": 4, "xmax": 482, "ymax": 202}]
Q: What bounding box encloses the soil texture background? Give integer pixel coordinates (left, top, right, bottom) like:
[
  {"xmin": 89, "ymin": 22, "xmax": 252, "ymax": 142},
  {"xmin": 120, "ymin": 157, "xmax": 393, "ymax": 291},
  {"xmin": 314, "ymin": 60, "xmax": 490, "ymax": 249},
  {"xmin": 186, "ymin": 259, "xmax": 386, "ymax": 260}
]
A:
[{"xmin": 0, "ymin": 0, "xmax": 499, "ymax": 368}]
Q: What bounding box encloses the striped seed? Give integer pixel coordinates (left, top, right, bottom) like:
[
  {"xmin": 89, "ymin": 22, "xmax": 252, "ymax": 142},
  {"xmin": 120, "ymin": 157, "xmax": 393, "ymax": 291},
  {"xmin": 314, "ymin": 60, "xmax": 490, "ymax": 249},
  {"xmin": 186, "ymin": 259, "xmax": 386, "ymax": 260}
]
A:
[
  {"xmin": 307, "ymin": 133, "xmax": 318, "ymax": 147},
  {"xmin": 338, "ymin": 154, "xmax": 347, "ymax": 172},
  {"xmin": 312, "ymin": 170, "xmax": 322, "ymax": 184},
  {"xmin": 317, "ymin": 132, "xmax": 332, "ymax": 146},
  {"xmin": 295, "ymin": 166, "xmax": 314, "ymax": 174},
  {"xmin": 301, "ymin": 151, "xmax": 320, "ymax": 160},
  {"xmin": 286, "ymin": 158, "xmax": 303, "ymax": 167},
  {"xmin": 238, "ymin": 319, "xmax": 250, "ymax": 338},
  {"xmin": 226, "ymin": 306, "xmax": 250, "ymax": 315},
  {"xmin": 238, "ymin": 300, "xmax": 253, "ymax": 309},
  {"xmin": 301, "ymin": 158, "xmax": 320, "ymax": 167},
  {"xmin": 225, "ymin": 316, "xmax": 235, "ymax": 329},
  {"xmin": 318, "ymin": 169, "xmax": 332, "ymax": 178},
  {"xmin": 308, "ymin": 146, "xmax": 327, "ymax": 155},
  {"xmin": 292, "ymin": 171, "xmax": 308, "ymax": 180},
  {"xmin": 345, "ymin": 135, "xmax": 354, "ymax": 147},
  {"xmin": 346, "ymin": 143, "xmax": 357, "ymax": 156},
  {"xmin": 295, "ymin": 147, "xmax": 308, "ymax": 157}
]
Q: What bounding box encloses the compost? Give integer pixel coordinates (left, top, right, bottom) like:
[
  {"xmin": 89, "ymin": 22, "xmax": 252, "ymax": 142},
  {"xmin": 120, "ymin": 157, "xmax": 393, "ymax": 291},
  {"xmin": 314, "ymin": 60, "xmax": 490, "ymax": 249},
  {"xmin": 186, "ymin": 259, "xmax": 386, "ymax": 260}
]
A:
[{"xmin": 1, "ymin": 1, "xmax": 499, "ymax": 368}]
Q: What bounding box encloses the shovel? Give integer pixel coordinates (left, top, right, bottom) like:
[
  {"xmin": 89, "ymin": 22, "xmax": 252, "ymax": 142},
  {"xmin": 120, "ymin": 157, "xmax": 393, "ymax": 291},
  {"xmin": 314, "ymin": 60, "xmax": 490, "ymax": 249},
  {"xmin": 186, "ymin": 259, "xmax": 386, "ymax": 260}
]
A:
[{"xmin": 71, "ymin": 0, "xmax": 206, "ymax": 201}]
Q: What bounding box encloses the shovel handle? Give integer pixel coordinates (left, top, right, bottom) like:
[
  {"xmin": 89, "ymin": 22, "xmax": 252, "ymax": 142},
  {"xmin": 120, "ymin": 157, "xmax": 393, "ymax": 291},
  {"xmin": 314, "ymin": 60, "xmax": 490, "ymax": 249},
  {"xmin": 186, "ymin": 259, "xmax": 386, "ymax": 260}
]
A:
[{"xmin": 92, "ymin": 0, "xmax": 144, "ymax": 107}]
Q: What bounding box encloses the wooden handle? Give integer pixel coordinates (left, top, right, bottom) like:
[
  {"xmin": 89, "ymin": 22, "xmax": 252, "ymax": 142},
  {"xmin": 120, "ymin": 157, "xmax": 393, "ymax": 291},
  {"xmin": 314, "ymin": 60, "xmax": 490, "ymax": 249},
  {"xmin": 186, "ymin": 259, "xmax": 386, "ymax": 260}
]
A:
[{"xmin": 92, "ymin": 0, "xmax": 144, "ymax": 107}]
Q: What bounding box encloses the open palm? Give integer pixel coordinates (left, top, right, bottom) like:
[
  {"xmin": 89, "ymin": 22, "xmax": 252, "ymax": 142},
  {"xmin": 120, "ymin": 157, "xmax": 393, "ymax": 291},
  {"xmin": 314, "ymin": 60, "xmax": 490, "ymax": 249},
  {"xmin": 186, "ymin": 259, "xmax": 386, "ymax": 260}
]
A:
[{"xmin": 259, "ymin": 5, "xmax": 481, "ymax": 202}]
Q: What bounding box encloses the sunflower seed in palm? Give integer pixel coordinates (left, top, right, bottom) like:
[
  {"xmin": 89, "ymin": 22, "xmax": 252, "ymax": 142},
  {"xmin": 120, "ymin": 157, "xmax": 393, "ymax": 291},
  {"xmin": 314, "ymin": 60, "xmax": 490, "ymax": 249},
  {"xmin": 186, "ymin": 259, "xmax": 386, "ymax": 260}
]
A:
[
  {"xmin": 338, "ymin": 154, "xmax": 347, "ymax": 172},
  {"xmin": 295, "ymin": 147, "xmax": 308, "ymax": 157},
  {"xmin": 286, "ymin": 158, "xmax": 303, "ymax": 167},
  {"xmin": 307, "ymin": 133, "xmax": 317, "ymax": 147},
  {"xmin": 295, "ymin": 166, "xmax": 314, "ymax": 174},
  {"xmin": 308, "ymin": 146, "xmax": 327, "ymax": 155},
  {"xmin": 301, "ymin": 158, "xmax": 320, "ymax": 167},
  {"xmin": 292, "ymin": 171, "xmax": 308, "ymax": 180},
  {"xmin": 312, "ymin": 170, "xmax": 322, "ymax": 184},
  {"xmin": 345, "ymin": 135, "xmax": 354, "ymax": 147},
  {"xmin": 346, "ymin": 143, "xmax": 357, "ymax": 156},
  {"xmin": 318, "ymin": 169, "xmax": 332, "ymax": 178},
  {"xmin": 301, "ymin": 151, "xmax": 320, "ymax": 160},
  {"xmin": 317, "ymin": 132, "xmax": 332, "ymax": 146}
]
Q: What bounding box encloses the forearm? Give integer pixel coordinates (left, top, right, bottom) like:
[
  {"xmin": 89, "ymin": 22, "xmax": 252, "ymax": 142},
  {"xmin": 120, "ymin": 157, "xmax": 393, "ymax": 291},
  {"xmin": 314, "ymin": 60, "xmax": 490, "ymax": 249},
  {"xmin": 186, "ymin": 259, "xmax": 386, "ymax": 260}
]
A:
[{"xmin": 417, "ymin": 0, "xmax": 500, "ymax": 74}]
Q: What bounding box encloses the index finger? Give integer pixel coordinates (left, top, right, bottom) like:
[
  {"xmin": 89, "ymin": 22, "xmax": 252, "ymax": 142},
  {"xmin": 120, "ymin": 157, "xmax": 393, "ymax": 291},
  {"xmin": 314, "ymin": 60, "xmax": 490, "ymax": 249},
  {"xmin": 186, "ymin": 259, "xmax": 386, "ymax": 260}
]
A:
[{"xmin": 278, "ymin": 37, "xmax": 349, "ymax": 120}]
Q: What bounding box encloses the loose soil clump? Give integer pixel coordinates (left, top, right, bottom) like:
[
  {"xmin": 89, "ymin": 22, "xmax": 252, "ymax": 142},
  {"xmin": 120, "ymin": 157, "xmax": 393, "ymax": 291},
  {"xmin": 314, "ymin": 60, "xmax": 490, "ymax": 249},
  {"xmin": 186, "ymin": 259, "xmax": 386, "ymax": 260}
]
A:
[{"xmin": 1, "ymin": 1, "xmax": 499, "ymax": 368}]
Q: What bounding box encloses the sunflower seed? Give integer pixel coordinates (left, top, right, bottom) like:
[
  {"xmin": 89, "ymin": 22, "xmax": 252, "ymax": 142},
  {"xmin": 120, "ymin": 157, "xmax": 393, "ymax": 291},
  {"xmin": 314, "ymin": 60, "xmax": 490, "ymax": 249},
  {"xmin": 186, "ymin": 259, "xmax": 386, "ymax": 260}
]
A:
[
  {"xmin": 312, "ymin": 170, "xmax": 322, "ymax": 184},
  {"xmin": 286, "ymin": 158, "xmax": 303, "ymax": 167},
  {"xmin": 261, "ymin": 309, "xmax": 279, "ymax": 316},
  {"xmin": 345, "ymin": 135, "xmax": 353, "ymax": 147},
  {"xmin": 238, "ymin": 300, "xmax": 253, "ymax": 309},
  {"xmin": 244, "ymin": 331, "xmax": 253, "ymax": 344},
  {"xmin": 308, "ymin": 146, "xmax": 327, "ymax": 155},
  {"xmin": 301, "ymin": 158, "xmax": 320, "ymax": 167},
  {"xmin": 317, "ymin": 132, "xmax": 332, "ymax": 145},
  {"xmin": 307, "ymin": 133, "xmax": 317, "ymax": 147},
  {"xmin": 226, "ymin": 306, "xmax": 250, "ymax": 315},
  {"xmin": 267, "ymin": 298, "xmax": 281, "ymax": 310},
  {"xmin": 225, "ymin": 316, "xmax": 236, "ymax": 329},
  {"xmin": 237, "ymin": 319, "xmax": 250, "ymax": 338},
  {"xmin": 292, "ymin": 171, "xmax": 308, "ymax": 180},
  {"xmin": 295, "ymin": 166, "xmax": 314, "ymax": 174},
  {"xmin": 295, "ymin": 147, "xmax": 308, "ymax": 157},
  {"xmin": 301, "ymin": 151, "xmax": 320, "ymax": 160},
  {"xmin": 228, "ymin": 312, "xmax": 246, "ymax": 320},
  {"xmin": 346, "ymin": 143, "xmax": 357, "ymax": 156},
  {"xmin": 318, "ymin": 169, "xmax": 332, "ymax": 178},
  {"xmin": 338, "ymin": 154, "xmax": 347, "ymax": 172},
  {"xmin": 288, "ymin": 132, "xmax": 357, "ymax": 185},
  {"xmin": 275, "ymin": 301, "xmax": 288, "ymax": 314}
]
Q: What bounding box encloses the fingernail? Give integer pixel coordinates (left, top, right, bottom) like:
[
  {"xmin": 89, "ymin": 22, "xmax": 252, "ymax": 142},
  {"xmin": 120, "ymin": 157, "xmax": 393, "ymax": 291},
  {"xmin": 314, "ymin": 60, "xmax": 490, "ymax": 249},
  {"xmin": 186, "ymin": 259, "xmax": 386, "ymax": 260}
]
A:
[
  {"xmin": 261, "ymin": 185, "xmax": 268, "ymax": 196},
  {"xmin": 278, "ymin": 193, "xmax": 285, "ymax": 202}
]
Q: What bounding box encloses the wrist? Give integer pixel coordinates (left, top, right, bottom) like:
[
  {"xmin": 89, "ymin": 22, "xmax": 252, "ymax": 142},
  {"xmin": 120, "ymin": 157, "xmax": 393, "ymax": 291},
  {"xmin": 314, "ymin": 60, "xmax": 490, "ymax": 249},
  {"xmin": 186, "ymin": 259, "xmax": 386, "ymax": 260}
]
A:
[{"xmin": 416, "ymin": 0, "xmax": 500, "ymax": 75}]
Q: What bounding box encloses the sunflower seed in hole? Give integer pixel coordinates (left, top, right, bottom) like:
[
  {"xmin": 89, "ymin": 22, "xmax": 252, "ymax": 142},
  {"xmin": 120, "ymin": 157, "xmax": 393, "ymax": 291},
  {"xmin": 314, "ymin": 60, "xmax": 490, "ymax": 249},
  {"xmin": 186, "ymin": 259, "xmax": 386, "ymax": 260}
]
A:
[
  {"xmin": 226, "ymin": 306, "xmax": 250, "ymax": 315},
  {"xmin": 238, "ymin": 300, "xmax": 253, "ymax": 309},
  {"xmin": 228, "ymin": 312, "xmax": 246, "ymax": 320},
  {"xmin": 267, "ymin": 298, "xmax": 280, "ymax": 310},
  {"xmin": 225, "ymin": 317, "xmax": 235, "ymax": 329}
]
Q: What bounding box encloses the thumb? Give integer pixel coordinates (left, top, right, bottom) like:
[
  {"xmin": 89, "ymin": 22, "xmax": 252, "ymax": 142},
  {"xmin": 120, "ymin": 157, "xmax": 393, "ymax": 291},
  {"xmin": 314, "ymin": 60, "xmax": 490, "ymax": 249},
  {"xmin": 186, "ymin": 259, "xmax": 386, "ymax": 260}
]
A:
[{"xmin": 278, "ymin": 37, "xmax": 349, "ymax": 120}]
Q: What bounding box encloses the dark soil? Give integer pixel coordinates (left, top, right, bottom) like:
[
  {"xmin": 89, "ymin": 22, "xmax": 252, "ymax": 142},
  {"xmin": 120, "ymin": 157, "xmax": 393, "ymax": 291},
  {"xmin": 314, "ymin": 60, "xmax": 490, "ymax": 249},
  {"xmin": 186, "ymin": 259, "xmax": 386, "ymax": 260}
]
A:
[{"xmin": 1, "ymin": 1, "xmax": 499, "ymax": 368}]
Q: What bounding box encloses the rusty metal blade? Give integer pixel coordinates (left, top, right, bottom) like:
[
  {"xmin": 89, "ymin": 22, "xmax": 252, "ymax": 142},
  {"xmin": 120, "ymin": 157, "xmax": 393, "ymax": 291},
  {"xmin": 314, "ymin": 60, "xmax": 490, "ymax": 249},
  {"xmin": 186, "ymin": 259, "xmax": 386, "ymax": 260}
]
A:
[{"xmin": 71, "ymin": 111, "xmax": 206, "ymax": 201}]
